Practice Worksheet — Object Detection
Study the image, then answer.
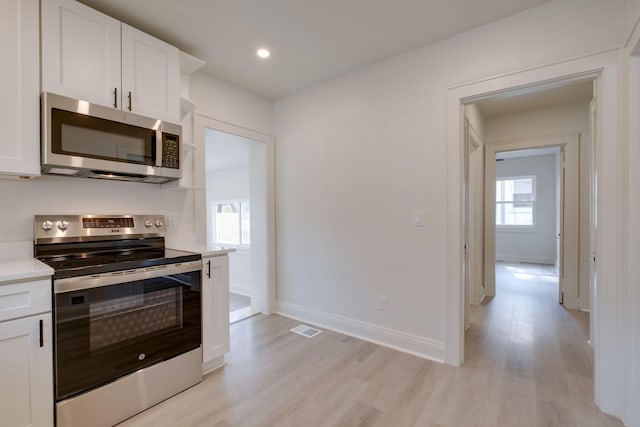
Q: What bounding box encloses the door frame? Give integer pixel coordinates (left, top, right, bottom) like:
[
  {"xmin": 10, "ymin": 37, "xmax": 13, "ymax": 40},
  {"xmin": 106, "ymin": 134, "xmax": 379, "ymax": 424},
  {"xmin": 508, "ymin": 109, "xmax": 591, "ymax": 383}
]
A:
[
  {"xmin": 193, "ymin": 114, "xmax": 277, "ymax": 315},
  {"xmin": 483, "ymin": 136, "xmax": 579, "ymax": 310},
  {"xmin": 445, "ymin": 49, "xmax": 623, "ymax": 418},
  {"xmin": 463, "ymin": 119, "xmax": 481, "ymax": 330}
]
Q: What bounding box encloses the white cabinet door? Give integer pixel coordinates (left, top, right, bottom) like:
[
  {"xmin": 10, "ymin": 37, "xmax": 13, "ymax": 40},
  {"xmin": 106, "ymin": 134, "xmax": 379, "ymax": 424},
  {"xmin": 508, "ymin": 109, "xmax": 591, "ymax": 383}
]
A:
[
  {"xmin": 121, "ymin": 24, "xmax": 180, "ymax": 123},
  {"xmin": 41, "ymin": 0, "xmax": 121, "ymax": 108},
  {"xmin": 0, "ymin": 313, "xmax": 53, "ymax": 427},
  {"xmin": 202, "ymin": 255, "xmax": 230, "ymax": 370},
  {"xmin": 0, "ymin": 0, "xmax": 40, "ymax": 177}
]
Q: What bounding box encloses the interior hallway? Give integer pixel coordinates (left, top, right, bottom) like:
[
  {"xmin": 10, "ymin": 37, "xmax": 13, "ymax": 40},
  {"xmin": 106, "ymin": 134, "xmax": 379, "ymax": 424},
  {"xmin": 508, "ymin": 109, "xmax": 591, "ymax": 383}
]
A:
[{"xmin": 120, "ymin": 263, "xmax": 622, "ymax": 426}]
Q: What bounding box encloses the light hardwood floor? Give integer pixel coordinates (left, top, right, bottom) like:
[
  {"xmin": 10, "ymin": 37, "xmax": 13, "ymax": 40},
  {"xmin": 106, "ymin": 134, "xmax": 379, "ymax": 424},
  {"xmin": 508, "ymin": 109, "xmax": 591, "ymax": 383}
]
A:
[
  {"xmin": 230, "ymin": 292, "xmax": 251, "ymax": 312},
  {"xmin": 119, "ymin": 262, "xmax": 623, "ymax": 426}
]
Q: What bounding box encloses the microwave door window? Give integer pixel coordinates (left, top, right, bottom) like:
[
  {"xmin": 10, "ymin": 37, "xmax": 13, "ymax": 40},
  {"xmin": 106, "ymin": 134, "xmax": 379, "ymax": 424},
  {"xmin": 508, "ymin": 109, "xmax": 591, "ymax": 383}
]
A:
[
  {"xmin": 52, "ymin": 109, "xmax": 155, "ymax": 166},
  {"xmin": 61, "ymin": 124, "xmax": 150, "ymax": 164}
]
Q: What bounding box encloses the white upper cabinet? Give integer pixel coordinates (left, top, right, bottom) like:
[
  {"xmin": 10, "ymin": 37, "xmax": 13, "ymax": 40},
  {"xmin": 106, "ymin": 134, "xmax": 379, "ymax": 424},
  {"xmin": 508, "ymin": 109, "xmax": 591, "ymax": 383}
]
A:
[
  {"xmin": 41, "ymin": 0, "xmax": 181, "ymax": 123},
  {"xmin": 41, "ymin": 0, "xmax": 121, "ymax": 108},
  {"xmin": 0, "ymin": 0, "xmax": 40, "ymax": 177},
  {"xmin": 122, "ymin": 24, "xmax": 180, "ymax": 123}
]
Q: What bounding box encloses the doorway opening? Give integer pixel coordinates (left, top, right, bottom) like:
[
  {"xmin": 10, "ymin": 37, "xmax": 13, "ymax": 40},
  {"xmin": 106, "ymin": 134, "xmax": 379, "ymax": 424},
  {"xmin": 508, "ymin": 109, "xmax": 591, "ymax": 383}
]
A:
[
  {"xmin": 462, "ymin": 79, "xmax": 596, "ymax": 374},
  {"xmin": 197, "ymin": 116, "xmax": 275, "ymax": 324},
  {"xmin": 493, "ymin": 146, "xmax": 561, "ymax": 302},
  {"xmin": 447, "ymin": 50, "xmax": 622, "ymax": 417},
  {"xmin": 205, "ymin": 128, "xmax": 262, "ymax": 323}
]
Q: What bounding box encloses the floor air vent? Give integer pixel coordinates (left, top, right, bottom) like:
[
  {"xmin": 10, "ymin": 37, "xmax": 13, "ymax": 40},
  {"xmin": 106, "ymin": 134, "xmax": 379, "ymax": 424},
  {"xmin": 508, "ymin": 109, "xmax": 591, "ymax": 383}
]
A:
[{"xmin": 290, "ymin": 324, "xmax": 322, "ymax": 338}]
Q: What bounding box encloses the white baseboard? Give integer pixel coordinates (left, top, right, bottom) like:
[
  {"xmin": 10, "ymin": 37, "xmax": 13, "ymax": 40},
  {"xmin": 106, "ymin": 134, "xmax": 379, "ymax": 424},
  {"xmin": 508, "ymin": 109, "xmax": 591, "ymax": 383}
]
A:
[
  {"xmin": 471, "ymin": 289, "xmax": 486, "ymax": 305},
  {"xmin": 276, "ymin": 300, "xmax": 444, "ymax": 363},
  {"xmin": 496, "ymin": 254, "xmax": 555, "ymax": 264},
  {"xmin": 202, "ymin": 356, "xmax": 225, "ymax": 376},
  {"xmin": 229, "ymin": 284, "xmax": 252, "ymax": 297}
]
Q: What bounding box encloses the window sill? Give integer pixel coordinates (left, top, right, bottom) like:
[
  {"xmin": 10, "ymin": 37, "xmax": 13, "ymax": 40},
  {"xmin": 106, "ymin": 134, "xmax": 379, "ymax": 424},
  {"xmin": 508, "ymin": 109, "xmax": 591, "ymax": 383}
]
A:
[
  {"xmin": 213, "ymin": 242, "xmax": 250, "ymax": 250},
  {"xmin": 496, "ymin": 226, "xmax": 537, "ymax": 233}
]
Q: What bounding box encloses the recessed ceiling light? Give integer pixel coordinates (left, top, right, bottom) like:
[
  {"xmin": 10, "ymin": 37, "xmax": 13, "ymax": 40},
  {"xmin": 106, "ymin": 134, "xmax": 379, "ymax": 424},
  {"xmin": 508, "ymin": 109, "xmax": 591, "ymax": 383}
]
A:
[{"xmin": 256, "ymin": 48, "xmax": 270, "ymax": 59}]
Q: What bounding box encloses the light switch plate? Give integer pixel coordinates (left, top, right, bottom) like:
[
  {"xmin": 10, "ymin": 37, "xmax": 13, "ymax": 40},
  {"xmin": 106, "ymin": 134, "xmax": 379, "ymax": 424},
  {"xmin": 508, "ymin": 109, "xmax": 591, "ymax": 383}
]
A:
[{"xmin": 413, "ymin": 210, "xmax": 425, "ymax": 227}]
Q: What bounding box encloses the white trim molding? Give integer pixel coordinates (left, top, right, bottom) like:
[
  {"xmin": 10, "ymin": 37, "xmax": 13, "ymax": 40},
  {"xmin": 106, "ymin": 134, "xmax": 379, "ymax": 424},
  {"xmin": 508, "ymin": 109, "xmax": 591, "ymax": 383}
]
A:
[{"xmin": 276, "ymin": 300, "xmax": 444, "ymax": 363}]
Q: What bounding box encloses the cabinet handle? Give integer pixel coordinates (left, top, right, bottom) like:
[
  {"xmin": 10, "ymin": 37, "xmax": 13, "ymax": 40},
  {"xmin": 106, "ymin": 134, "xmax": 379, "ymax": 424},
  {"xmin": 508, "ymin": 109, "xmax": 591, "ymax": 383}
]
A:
[
  {"xmin": 207, "ymin": 260, "xmax": 211, "ymax": 278},
  {"xmin": 113, "ymin": 87, "xmax": 118, "ymax": 108},
  {"xmin": 128, "ymin": 91, "xmax": 132, "ymax": 111},
  {"xmin": 39, "ymin": 319, "xmax": 44, "ymax": 347}
]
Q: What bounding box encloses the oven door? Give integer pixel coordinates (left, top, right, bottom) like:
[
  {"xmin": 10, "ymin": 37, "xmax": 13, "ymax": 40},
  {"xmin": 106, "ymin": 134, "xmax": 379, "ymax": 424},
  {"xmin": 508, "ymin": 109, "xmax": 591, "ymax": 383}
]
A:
[{"xmin": 53, "ymin": 261, "xmax": 202, "ymax": 401}]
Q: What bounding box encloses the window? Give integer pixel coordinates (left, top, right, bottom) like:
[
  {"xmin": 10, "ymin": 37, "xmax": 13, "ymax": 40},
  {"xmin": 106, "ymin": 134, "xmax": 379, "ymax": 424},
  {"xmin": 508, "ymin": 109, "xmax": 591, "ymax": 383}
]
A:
[
  {"xmin": 496, "ymin": 177, "xmax": 535, "ymax": 227},
  {"xmin": 212, "ymin": 200, "xmax": 250, "ymax": 246}
]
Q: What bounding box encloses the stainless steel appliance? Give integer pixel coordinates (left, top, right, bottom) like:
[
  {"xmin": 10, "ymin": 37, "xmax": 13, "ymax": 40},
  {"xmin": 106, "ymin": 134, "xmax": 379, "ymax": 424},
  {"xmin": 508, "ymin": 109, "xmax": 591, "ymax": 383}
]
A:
[
  {"xmin": 41, "ymin": 92, "xmax": 182, "ymax": 183},
  {"xmin": 34, "ymin": 215, "xmax": 202, "ymax": 427}
]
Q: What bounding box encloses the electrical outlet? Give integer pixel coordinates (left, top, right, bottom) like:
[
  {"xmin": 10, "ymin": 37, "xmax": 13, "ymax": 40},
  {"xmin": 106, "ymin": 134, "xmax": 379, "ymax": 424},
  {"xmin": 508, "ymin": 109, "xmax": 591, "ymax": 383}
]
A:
[
  {"xmin": 377, "ymin": 295, "xmax": 388, "ymax": 311},
  {"xmin": 413, "ymin": 210, "xmax": 425, "ymax": 227}
]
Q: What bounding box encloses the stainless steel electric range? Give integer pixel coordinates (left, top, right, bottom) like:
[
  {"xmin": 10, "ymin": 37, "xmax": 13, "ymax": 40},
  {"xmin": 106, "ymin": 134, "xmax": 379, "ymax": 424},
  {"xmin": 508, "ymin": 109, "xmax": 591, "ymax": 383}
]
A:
[{"xmin": 34, "ymin": 214, "xmax": 203, "ymax": 427}]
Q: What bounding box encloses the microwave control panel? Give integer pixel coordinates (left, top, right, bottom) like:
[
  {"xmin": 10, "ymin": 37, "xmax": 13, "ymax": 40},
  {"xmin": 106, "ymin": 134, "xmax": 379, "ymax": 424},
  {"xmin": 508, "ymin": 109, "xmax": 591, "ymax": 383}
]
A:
[{"xmin": 161, "ymin": 134, "xmax": 180, "ymax": 169}]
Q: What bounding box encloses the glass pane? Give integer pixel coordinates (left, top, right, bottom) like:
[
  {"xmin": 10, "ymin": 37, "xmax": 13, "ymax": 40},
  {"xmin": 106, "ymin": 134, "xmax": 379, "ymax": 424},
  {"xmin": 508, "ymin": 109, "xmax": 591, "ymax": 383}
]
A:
[
  {"xmin": 514, "ymin": 179, "xmax": 532, "ymax": 194},
  {"xmin": 496, "ymin": 178, "xmax": 533, "ymax": 203},
  {"xmin": 496, "ymin": 202, "xmax": 533, "ymax": 225},
  {"xmin": 90, "ymin": 287, "xmax": 180, "ymax": 351},
  {"xmin": 53, "ymin": 109, "xmax": 154, "ymax": 165},
  {"xmin": 215, "ymin": 202, "xmax": 240, "ymax": 244},
  {"xmin": 241, "ymin": 202, "xmax": 251, "ymax": 245}
]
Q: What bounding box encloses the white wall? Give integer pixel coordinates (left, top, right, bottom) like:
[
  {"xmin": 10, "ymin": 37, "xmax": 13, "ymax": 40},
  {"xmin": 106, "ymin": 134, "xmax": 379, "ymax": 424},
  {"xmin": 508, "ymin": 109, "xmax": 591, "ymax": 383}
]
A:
[
  {"xmin": 206, "ymin": 166, "xmax": 250, "ymax": 204},
  {"xmin": 495, "ymin": 154, "xmax": 557, "ymax": 264},
  {"xmin": 191, "ymin": 71, "xmax": 273, "ymax": 136},
  {"xmin": 485, "ymin": 102, "xmax": 590, "ymax": 142},
  {"xmin": 0, "ymin": 175, "xmax": 195, "ymax": 248},
  {"xmin": 273, "ymin": 0, "xmax": 625, "ymax": 363}
]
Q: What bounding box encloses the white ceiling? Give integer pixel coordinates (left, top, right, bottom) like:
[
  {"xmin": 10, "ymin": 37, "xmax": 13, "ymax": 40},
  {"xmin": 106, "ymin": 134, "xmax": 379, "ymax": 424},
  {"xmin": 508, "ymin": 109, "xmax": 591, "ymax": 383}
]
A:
[
  {"xmin": 79, "ymin": 0, "xmax": 554, "ymax": 99},
  {"xmin": 476, "ymin": 80, "xmax": 593, "ymax": 118}
]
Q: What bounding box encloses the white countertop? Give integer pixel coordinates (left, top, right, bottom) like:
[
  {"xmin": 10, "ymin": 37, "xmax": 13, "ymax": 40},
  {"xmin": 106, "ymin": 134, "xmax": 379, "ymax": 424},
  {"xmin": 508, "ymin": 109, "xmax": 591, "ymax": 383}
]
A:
[
  {"xmin": 0, "ymin": 258, "xmax": 53, "ymax": 283},
  {"xmin": 169, "ymin": 245, "xmax": 236, "ymax": 257}
]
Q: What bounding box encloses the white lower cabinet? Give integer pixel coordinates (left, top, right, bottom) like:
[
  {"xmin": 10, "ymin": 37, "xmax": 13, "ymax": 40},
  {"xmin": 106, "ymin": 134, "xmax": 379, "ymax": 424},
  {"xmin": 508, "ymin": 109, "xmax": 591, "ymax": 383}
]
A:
[
  {"xmin": 0, "ymin": 312, "xmax": 53, "ymax": 427},
  {"xmin": 0, "ymin": 277, "xmax": 53, "ymax": 426},
  {"xmin": 202, "ymin": 255, "xmax": 230, "ymax": 373}
]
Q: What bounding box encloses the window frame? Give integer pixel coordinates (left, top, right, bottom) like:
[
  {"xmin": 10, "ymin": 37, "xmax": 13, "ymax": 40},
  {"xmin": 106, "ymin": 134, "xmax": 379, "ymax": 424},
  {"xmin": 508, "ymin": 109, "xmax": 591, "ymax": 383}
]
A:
[
  {"xmin": 211, "ymin": 198, "xmax": 251, "ymax": 248},
  {"xmin": 495, "ymin": 175, "xmax": 537, "ymax": 229}
]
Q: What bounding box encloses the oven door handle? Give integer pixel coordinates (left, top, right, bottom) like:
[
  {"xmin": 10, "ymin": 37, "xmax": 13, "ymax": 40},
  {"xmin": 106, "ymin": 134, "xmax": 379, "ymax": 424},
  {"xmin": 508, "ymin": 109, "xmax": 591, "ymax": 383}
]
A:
[{"xmin": 54, "ymin": 260, "xmax": 203, "ymax": 294}]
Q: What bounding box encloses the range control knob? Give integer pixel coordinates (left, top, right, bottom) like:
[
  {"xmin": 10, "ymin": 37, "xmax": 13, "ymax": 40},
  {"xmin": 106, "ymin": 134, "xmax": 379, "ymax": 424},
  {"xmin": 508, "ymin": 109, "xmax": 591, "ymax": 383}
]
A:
[
  {"xmin": 57, "ymin": 220, "xmax": 69, "ymax": 231},
  {"xmin": 144, "ymin": 220, "xmax": 153, "ymax": 228},
  {"xmin": 41, "ymin": 221, "xmax": 53, "ymax": 231},
  {"xmin": 155, "ymin": 219, "xmax": 163, "ymax": 228}
]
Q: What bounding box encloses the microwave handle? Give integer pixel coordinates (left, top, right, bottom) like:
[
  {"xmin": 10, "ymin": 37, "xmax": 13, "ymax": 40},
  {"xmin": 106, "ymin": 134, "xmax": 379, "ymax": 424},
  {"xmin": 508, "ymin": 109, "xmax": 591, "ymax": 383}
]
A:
[{"xmin": 155, "ymin": 130, "xmax": 163, "ymax": 167}]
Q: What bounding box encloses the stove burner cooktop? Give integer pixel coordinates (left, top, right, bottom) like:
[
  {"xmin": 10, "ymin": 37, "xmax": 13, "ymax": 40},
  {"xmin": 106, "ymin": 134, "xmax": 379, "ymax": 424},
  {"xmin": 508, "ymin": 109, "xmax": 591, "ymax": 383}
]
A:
[
  {"xmin": 39, "ymin": 247, "xmax": 200, "ymax": 279},
  {"xmin": 33, "ymin": 215, "xmax": 201, "ymax": 279}
]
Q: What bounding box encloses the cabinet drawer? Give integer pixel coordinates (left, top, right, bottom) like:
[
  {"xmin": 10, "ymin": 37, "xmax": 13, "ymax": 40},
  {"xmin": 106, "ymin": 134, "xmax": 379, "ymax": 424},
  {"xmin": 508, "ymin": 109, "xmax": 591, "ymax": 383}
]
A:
[{"xmin": 0, "ymin": 279, "xmax": 51, "ymax": 322}]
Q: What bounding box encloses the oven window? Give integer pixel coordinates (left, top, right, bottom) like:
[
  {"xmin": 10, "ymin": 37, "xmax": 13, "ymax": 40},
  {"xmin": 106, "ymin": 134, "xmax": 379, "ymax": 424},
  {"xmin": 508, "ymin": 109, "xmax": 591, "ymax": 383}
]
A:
[
  {"xmin": 52, "ymin": 108, "xmax": 155, "ymax": 165},
  {"xmin": 89, "ymin": 286, "xmax": 182, "ymax": 351},
  {"xmin": 54, "ymin": 271, "xmax": 201, "ymax": 400}
]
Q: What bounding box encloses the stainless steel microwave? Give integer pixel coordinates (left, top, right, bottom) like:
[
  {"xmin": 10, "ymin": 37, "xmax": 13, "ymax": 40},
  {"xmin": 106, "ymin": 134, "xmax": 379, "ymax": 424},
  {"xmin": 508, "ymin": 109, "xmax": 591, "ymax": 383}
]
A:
[{"xmin": 41, "ymin": 92, "xmax": 182, "ymax": 184}]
